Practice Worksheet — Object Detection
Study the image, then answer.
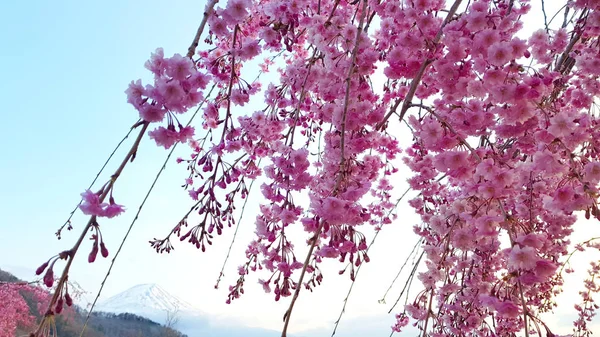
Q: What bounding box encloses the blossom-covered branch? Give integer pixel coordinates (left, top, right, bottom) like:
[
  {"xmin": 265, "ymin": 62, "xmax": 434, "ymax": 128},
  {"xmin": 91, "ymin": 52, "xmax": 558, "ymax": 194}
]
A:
[{"xmin": 34, "ymin": 0, "xmax": 600, "ymax": 336}]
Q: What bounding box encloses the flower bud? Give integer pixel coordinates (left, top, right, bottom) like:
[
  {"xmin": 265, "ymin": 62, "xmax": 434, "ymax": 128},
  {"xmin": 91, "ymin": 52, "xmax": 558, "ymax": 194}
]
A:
[
  {"xmin": 36, "ymin": 261, "xmax": 49, "ymax": 275},
  {"xmin": 100, "ymin": 241, "xmax": 109, "ymax": 258},
  {"xmin": 89, "ymin": 243, "xmax": 99, "ymax": 263},
  {"xmin": 43, "ymin": 268, "xmax": 54, "ymax": 288},
  {"xmin": 65, "ymin": 293, "xmax": 73, "ymax": 307},
  {"xmin": 55, "ymin": 298, "xmax": 64, "ymax": 314}
]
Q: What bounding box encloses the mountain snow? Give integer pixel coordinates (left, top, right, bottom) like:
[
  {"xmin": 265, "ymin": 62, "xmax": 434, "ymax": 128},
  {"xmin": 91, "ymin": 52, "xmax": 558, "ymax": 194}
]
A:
[
  {"xmin": 94, "ymin": 283, "xmax": 285, "ymax": 337},
  {"xmin": 96, "ymin": 284, "xmax": 200, "ymax": 322}
]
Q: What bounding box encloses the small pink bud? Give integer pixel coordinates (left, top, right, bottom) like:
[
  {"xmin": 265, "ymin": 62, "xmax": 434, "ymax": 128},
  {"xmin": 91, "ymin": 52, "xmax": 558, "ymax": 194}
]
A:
[
  {"xmin": 36, "ymin": 261, "xmax": 49, "ymax": 275},
  {"xmin": 55, "ymin": 298, "xmax": 64, "ymax": 314},
  {"xmin": 100, "ymin": 241, "xmax": 109, "ymax": 258},
  {"xmin": 65, "ymin": 293, "xmax": 73, "ymax": 307},
  {"xmin": 43, "ymin": 268, "xmax": 54, "ymax": 288},
  {"xmin": 89, "ymin": 244, "xmax": 99, "ymax": 263}
]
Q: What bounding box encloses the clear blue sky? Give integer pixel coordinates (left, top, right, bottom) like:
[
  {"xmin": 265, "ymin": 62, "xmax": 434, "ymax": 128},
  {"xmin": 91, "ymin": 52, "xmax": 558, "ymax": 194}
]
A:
[
  {"xmin": 0, "ymin": 0, "xmax": 207, "ymax": 283},
  {"xmin": 0, "ymin": 1, "xmax": 598, "ymax": 336}
]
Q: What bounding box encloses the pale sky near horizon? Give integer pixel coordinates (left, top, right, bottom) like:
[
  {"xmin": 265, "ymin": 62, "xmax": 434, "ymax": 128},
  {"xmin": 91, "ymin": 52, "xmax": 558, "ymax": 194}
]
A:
[{"xmin": 1, "ymin": 1, "xmax": 599, "ymax": 336}]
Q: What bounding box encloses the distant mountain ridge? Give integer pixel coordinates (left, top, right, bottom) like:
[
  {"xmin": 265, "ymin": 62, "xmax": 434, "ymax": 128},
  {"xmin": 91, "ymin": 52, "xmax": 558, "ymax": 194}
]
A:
[{"xmin": 97, "ymin": 283, "xmax": 197, "ymax": 315}]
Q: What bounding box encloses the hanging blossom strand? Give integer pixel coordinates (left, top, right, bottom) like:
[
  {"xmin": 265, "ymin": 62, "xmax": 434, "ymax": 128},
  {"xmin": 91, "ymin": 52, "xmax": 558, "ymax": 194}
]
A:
[
  {"xmin": 30, "ymin": 2, "xmax": 216, "ymax": 334},
  {"xmin": 152, "ymin": 0, "xmax": 600, "ymax": 335}
]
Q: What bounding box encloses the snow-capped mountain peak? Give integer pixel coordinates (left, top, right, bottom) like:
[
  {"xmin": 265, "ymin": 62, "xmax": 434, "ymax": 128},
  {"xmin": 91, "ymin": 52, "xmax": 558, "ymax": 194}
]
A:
[
  {"xmin": 96, "ymin": 283, "xmax": 197, "ymax": 315},
  {"xmin": 93, "ymin": 283, "xmax": 286, "ymax": 337}
]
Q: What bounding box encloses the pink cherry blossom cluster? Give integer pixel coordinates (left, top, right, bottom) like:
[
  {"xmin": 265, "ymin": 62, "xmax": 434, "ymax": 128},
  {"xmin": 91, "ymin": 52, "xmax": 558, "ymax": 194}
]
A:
[
  {"xmin": 79, "ymin": 189, "xmax": 125, "ymax": 218},
  {"xmin": 72, "ymin": 188, "xmax": 122, "ymax": 266},
  {"xmin": 149, "ymin": 1, "xmax": 402, "ymax": 319},
  {"xmin": 391, "ymin": 0, "xmax": 600, "ymax": 335},
  {"xmin": 144, "ymin": 0, "xmax": 600, "ymax": 335},
  {"xmin": 125, "ymin": 49, "xmax": 210, "ymax": 149}
]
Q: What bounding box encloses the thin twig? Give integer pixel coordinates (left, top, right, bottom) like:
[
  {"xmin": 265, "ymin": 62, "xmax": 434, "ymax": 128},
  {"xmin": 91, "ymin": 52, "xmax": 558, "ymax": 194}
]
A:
[
  {"xmin": 56, "ymin": 125, "xmax": 137, "ymax": 239},
  {"xmin": 33, "ymin": 121, "xmax": 150, "ymax": 337},
  {"xmin": 518, "ymin": 278, "xmax": 530, "ymax": 337},
  {"xmin": 561, "ymin": 5, "xmax": 570, "ymax": 28},
  {"xmin": 215, "ymin": 159, "xmax": 261, "ymax": 289},
  {"xmin": 388, "ymin": 251, "xmax": 424, "ymax": 313},
  {"xmin": 281, "ymin": 220, "xmax": 324, "ymax": 336},
  {"xmin": 378, "ymin": 237, "xmax": 423, "ymax": 305},
  {"xmin": 507, "ymin": 0, "xmax": 515, "ymax": 14},
  {"xmin": 421, "ymin": 289, "xmax": 434, "ymax": 337},
  {"xmin": 543, "ymin": 4, "xmax": 569, "ymax": 28},
  {"xmin": 187, "ymin": 0, "xmax": 219, "ymax": 58},
  {"xmin": 338, "ymin": 0, "xmax": 368, "ymax": 165},
  {"xmin": 213, "ymin": 49, "xmax": 283, "ymax": 284},
  {"xmin": 330, "ymin": 231, "xmax": 382, "ymax": 337},
  {"xmin": 555, "ymin": 9, "xmax": 588, "ymax": 73},
  {"xmin": 377, "ymin": 0, "xmax": 463, "ymax": 130},
  {"xmin": 79, "ymin": 85, "xmax": 216, "ymax": 337},
  {"xmin": 540, "ymin": 0, "xmax": 549, "ymax": 32},
  {"xmin": 331, "ymin": 185, "xmax": 415, "ymax": 336},
  {"xmin": 555, "ymin": 32, "xmax": 581, "ymax": 73},
  {"xmin": 281, "ymin": 1, "xmax": 369, "ymax": 335}
]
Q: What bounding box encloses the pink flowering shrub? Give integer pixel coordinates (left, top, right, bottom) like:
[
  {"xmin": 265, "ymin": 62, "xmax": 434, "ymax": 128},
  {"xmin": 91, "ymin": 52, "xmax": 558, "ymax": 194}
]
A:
[
  {"xmin": 0, "ymin": 282, "xmax": 48, "ymax": 337},
  {"xmin": 33, "ymin": 0, "xmax": 600, "ymax": 336}
]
